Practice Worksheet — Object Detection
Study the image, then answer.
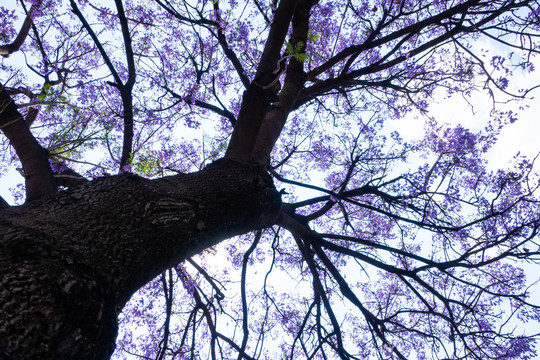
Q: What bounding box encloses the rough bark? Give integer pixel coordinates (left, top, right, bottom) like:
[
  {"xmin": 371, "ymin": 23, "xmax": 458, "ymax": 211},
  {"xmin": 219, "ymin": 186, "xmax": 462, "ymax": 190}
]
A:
[{"xmin": 0, "ymin": 158, "xmax": 282, "ymax": 360}]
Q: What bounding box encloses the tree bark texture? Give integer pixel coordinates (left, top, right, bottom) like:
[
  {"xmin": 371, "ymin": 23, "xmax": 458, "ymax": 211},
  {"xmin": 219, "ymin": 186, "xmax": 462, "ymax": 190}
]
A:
[{"xmin": 0, "ymin": 159, "xmax": 282, "ymax": 360}]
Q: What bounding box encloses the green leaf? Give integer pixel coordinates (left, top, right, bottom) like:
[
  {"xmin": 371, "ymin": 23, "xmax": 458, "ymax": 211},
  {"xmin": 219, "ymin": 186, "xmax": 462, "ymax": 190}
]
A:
[
  {"xmin": 294, "ymin": 41, "xmax": 304, "ymax": 53},
  {"xmin": 285, "ymin": 41, "xmax": 294, "ymax": 55},
  {"xmin": 294, "ymin": 53, "xmax": 306, "ymax": 62}
]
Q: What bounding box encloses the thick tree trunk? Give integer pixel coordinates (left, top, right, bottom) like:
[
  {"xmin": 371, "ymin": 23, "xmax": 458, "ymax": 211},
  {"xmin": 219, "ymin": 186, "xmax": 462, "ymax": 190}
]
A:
[{"xmin": 0, "ymin": 159, "xmax": 281, "ymax": 360}]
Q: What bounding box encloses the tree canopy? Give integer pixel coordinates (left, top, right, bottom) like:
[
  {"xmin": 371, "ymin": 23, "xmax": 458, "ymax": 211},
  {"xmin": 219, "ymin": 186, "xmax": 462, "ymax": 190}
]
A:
[{"xmin": 1, "ymin": 0, "xmax": 540, "ymax": 359}]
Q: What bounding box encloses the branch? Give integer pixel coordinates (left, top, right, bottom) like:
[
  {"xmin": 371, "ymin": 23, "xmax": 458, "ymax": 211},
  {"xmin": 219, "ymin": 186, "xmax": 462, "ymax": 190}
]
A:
[
  {"xmin": 305, "ymin": 0, "xmax": 481, "ymax": 80},
  {"xmin": 225, "ymin": 0, "xmax": 299, "ymax": 162},
  {"xmin": 237, "ymin": 230, "xmax": 262, "ymax": 360},
  {"xmin": 114, "ymin": 0, "xmax": 136, "ymax": 172},
  {"xmin": 154, "ymin": 0, "xmax": 218, "ymax": 27},
  {"xmin": 295, "ymin": 0, "xmax": 523, "ymax": 106},
  {"xmin": 0, "ymin": 2, "xmax": 40, "ymax": 57},
  {"xmin": 156, "ymin": 269, "xmax": 174, "ymax": 360},
  {"xmin": 297, "ymin": 22, "xmax": 469, "ymax": 105},
  {"xmin": 71, "ymin": 0, "xmax": 136, "ymax": 172},
  {"xmin": 251, "ymin": 0, "xmax": 315, "ymax": 163},
  {"xmin": 0, "ymin": 83, "xmax": 56, "ymax": 201},
  {"xmin": 186, "ymin": 258, "xmax": 225, "ymax": 302},
  {"xmin": 212, "ymin": 1, "xmax": 250, "ymax": 89},
  {"xmin": 309, "ymin": 241, "xmax": 408, "ymax": 360},
  {"xmin": 214, "ymin": 333, "xmax": 257, "ymax": 360},
  {"xmin": 70, "ymin": 0, "xmax": 123, "ymax": 87},
  {"xmin": 292, "ymin": 233, "xmax": 350, "ymax": 359},
  {"xmin": 167, "ymin": 88, "xmax": 236, "ymax": 126},
  {"xmin": 114, "ymin": 0, "xmax": 136, "ymax": 90},
  {"xmin": 188, "ymin": 283, "xmax": 219, "ymax": 360},
  {"xmin": 280, "ymin": 213, "xmax": 408, "ymax": 360}
]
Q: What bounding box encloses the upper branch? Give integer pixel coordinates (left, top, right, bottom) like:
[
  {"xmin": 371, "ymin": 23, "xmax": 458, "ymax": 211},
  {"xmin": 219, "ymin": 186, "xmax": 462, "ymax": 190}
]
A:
[
  {"xmin": 70, "ymin": 0, "xmax": 123, "ymax": 87},
  {"xmin": 224, "ymin": 0, "xmax": 299, "ymax": 162},
  {"xmin": 114, "ymin": 0, "xmax": 136, "ymax": 91},
  {"xmin": 250, "ymin": 0, "xmax": 316, "ymax": 163},
  {"xmin": 305, "ymin": 0, "xmax": 481, "ymax": 80},
  {"xmin": 71, "ymin": 0, "xmax": 137, "ymax": 172},
  {"xmin": 114, "ymin": 0, "xmax": 136, "ymax": 171},
  {"xmin": 212, "ymin": 1, "xmax": 250, "ymax": 89},
  {"xmin": 295, "ymin": 0, "xmax": 527, "ymax": 106}
]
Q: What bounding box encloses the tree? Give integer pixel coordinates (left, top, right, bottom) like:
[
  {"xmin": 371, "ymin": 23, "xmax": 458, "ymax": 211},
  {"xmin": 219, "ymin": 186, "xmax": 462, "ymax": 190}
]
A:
[{"xmin": 1, "ymin": 0, "xmax": 540, "ymax": 359}]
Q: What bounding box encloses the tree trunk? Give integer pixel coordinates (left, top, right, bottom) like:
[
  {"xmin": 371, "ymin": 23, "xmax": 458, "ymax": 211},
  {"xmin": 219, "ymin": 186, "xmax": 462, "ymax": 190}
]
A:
[{"xmin": 0, "ymin": 159, "xmax": 281, "ymax": 360}]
